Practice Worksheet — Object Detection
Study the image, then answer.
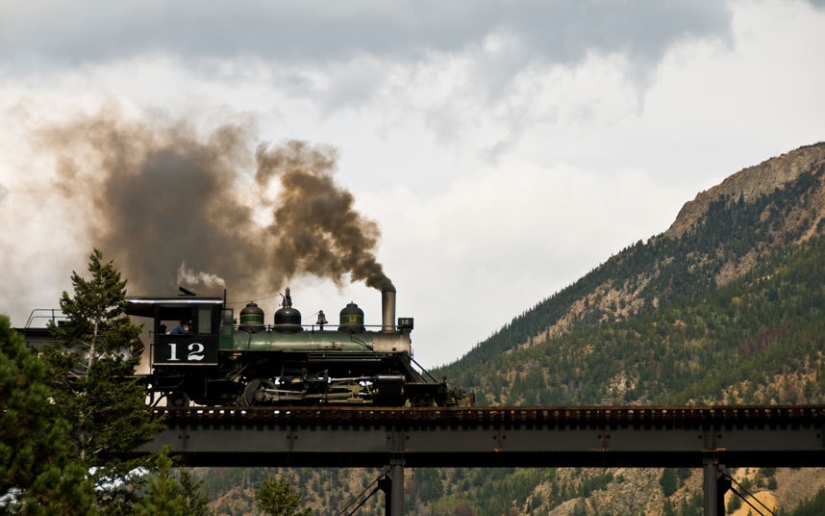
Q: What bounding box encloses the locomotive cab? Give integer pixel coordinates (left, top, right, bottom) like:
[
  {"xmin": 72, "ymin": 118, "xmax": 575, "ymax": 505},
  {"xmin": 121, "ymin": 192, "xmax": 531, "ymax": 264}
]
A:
[
  {"xmin": 126, "ymin": 296, "xmax": 231, "ymax": 406},
  {"xmin": 126, "ymin": 296, "xmax": 226, "ymax": 366}
]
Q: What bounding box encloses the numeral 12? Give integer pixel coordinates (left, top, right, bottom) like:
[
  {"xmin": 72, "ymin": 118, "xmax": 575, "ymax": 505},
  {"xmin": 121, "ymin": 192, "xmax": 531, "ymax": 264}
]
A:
[{"xmin": 168, "ymin": 342, "xmax": 206, "ymax": 361}]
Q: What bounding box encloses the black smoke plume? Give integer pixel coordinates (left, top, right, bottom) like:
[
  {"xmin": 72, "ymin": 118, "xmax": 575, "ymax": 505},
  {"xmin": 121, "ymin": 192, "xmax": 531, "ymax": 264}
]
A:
[{"xmin": 35, "ymin": 109, "xmax": 393, "ymax": 298}]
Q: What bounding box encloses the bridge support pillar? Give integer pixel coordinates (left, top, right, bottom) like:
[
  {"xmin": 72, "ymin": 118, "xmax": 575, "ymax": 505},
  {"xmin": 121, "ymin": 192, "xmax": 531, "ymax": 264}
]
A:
[
  {"xmin": 703, "ymin": 459, "xmax": 730, "ymax": 516},
  {"xmin": 390, "ymin": 462, "xmax": 404, "ymax": 516},
  {"xmin": 378, "ymin": 462, "xmax": 404, "ymax": 516}
]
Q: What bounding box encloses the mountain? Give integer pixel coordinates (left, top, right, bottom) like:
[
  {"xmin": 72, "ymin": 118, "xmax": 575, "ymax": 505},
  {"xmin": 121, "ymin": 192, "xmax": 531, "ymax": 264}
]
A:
[
  {"xmin": 666, "ymin": 143, "xmax": 825, "ymax": 239},
  {"xmin": 439, "ymin": 142, "xmax": 825, "ymax": 406},
  {"xmin": 201, "ymin": 142, "xmax": 825, "ymax": 515}
]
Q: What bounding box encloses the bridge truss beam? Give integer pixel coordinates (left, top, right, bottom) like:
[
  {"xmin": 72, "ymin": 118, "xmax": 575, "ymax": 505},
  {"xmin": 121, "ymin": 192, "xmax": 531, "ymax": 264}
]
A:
[
  {"xmin": 138, "ymin": 406, "xmax": 825, "ymax": 469},
  {"xmin": 133, "ymin": 406, "xmax": 825, "ymax": 516}
]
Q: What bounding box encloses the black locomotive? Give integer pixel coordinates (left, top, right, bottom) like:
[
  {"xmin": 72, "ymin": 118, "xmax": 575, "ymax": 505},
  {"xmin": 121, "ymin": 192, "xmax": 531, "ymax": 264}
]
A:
[{"xmin": 125, "ymin": 287, "xmax": 469, "ymax": 407}]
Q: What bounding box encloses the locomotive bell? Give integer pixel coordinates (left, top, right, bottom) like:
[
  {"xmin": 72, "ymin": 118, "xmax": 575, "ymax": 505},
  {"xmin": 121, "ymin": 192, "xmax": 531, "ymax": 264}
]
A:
[
  {"xmin": 238, "ymin": 302, "xmax": 265, "ymax": 333},
  {"xmin": 339, "ymin": 302, "xmax": 365, "ymax": 333},
  {"xmin": 316, "ymin": 310, "xmax": 328, "ymax": 330},
  {"xmin": 273, "ymin": 287, "xmax": 303, "ymax": 333}
]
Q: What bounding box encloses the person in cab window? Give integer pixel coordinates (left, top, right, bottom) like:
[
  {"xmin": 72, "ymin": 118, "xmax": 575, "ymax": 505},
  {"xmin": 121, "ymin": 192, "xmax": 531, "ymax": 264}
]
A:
[{"xmin": 169, "ymin": 320, "xmax": 191, "ymax": 335}]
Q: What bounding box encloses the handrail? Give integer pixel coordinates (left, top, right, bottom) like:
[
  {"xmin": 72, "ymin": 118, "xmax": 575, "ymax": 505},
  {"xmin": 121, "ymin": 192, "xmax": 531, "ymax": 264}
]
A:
[{"xmin": 24, "ymin": 308, "xmax": 67, "ymax": 329}]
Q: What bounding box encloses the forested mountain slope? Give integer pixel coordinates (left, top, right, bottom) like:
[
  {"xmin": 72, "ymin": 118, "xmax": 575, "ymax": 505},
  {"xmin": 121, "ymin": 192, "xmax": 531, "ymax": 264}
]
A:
[
  {"xmin": 438, "ymin": 142, "xmax": 825, "ymax": 408},
  {"xmin": 204, "ymin": 142, "xmax": 825, "ymax": 515}
]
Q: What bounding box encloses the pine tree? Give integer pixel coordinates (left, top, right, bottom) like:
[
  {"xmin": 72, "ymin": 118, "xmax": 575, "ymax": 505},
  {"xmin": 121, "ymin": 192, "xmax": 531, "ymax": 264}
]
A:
[
  {"xmin": 256, "ymin": 477, "xmax": 313, "ymax": 516},
  {"xmin": 43, "ymin": 248, "xmax": 164, "ymax": 512},
  {"xmin": 134, "ymin": 448, "xmax": 190, "ymax": 516},
  {"xmin": 179, "ymin": 468, "xmax": 212, "ymax": 516},
  {"xmin": 660, "ymin": 468, "xmax": 678, "ymax": 497},
  {"xmin": 0, "ymin": 314, "xmax": 98, "ymax": 515}
]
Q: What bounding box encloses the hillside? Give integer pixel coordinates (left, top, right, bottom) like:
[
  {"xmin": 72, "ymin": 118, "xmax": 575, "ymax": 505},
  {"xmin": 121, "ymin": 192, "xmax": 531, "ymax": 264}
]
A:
[
  {"xmin": 439, "ymin": 142, "xmax": 825, "ymax": 399},
  {"xmin": 201, "ymin": 142, "xmax": 825, "ymax": 515}
]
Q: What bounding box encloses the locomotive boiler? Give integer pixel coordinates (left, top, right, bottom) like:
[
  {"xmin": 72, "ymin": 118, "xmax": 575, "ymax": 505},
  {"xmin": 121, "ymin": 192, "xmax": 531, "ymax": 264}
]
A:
[{"xmin": 125, "ymin": 286, "xmax": 467, "ymax": 408}]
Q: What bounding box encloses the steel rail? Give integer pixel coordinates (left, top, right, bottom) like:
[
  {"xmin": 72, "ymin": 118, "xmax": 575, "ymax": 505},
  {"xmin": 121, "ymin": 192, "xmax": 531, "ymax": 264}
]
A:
[{"xmin": 152, "ymin": 404, "xmax": 825, "ymax": 426}]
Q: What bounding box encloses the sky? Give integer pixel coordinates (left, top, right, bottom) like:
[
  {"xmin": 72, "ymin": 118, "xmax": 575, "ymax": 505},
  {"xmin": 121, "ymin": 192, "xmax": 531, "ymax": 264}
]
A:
[{"xmin": 1, "ymin": 0, "xmax": 824, "ymax": 369}]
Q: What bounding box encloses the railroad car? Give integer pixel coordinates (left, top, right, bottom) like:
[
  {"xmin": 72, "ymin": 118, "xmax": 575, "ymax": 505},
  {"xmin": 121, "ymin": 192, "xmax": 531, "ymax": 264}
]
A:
[{"xmin": 125, "ymin": 287, "xmax": 468, "ymax": 407}]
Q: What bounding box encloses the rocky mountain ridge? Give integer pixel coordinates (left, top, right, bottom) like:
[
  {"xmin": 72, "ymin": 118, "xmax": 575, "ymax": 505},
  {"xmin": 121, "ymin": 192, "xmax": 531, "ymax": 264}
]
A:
[
  {"xmin": 666, "ymin": 143, "xmax": 825, "ymax": 238},
  {"xmin": 510, "ymin": 142, "xmax": 825, "ymax": 354}
]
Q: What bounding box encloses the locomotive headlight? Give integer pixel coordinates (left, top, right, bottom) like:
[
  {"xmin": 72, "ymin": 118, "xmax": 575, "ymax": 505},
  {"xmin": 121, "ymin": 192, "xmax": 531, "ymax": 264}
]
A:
[{"xmin": 397, "ymin": 317, "xmax": 414, "ymax": 330}]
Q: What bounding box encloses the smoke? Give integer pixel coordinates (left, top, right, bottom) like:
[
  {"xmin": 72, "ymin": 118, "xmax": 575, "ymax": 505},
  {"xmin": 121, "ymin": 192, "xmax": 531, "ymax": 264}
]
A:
[
  {"xmin": 177, "ymin": 261, "xmax": 226, "ymax": 288},
  {"xmin": 256, "ymin": 141, "xmax": 394, "ymax": 291},
  {"xmin": 31, "ymin": 108, "xmax": 393, "ymax": 298}
]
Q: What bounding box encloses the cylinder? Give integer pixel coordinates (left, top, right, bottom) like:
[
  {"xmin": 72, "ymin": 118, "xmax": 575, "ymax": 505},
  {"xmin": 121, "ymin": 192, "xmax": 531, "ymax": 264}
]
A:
[
  {"xmin": 391, "ymin": 462, "xmax": 404, "ymax": 516},
  {"xmin": 703, "ymin": 460, "xmax": 726, "ymax": 516},
  {"xmin": 382, "ymin": 287, "xmax": 396, "ymax": 333}
]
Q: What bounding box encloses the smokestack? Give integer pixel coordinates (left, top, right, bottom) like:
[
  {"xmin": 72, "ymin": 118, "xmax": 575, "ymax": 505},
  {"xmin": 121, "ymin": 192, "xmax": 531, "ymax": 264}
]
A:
[{"xmin": 381, "ymin": 286, "xmax": 396, "ymax": 333}]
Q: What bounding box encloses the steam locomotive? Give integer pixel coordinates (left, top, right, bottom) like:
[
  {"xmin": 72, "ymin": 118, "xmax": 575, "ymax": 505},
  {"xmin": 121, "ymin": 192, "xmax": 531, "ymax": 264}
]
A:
[{"xmin": 125, "ymin": 287, "xmax": 469, "ymax": 407}]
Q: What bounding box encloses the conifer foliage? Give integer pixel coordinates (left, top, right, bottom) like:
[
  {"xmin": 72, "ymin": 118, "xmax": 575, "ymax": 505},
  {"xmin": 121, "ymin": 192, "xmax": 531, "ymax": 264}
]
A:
[
  {"xmin": 0, "ymin": 315, "xmax": 98, "ymax": 515},
  {"xmin": 134, "ymin": 449, "xmax": 187, "ymax": 516},
  {"xmin": 134, "ymin": 448, "xmax": 211, "ymax": 516},
  {"xmin": 44, "ymin": 248, "xmax": 164, "ymax": 511},
  {"xmin": 256, "ymin": 476, "xmax": 313, "ymax": 516},
  {"xmin": 3, "ymin": 250, "xmax": 215, "ymax": 514}
]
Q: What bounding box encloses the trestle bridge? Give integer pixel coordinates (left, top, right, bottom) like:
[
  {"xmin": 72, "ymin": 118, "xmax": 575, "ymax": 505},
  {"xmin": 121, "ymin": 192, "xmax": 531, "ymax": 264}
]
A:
[{"xmin": 135, "ymin": 405, "xmax": 825, "ymax": 516}]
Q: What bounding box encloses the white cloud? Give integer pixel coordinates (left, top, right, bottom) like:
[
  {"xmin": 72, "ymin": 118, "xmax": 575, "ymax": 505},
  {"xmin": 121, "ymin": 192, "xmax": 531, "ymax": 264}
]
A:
[
  {"xmin": 355, "ymin": 160, "xmax": 684, "ymax": 366},
  {"xmin": 0, "ymin": 1, "xmax": 731, "ymax": 70},
  {"xmin": 0, "ymin": 0, "xmax": 823, "ymax": 369}
]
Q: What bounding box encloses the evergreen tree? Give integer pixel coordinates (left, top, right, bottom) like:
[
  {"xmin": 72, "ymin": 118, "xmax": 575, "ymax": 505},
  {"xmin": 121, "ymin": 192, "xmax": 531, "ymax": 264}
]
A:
[
  {"xmin": 179, "ymin": 468, "xmax": 212, "ymax": 516},
  {"xmin": 785, "ymin": 487, "xmax": 825, "ymax": 516},
  {"xmin": 134, "ymin": 448, "xmax": 187, "ymax": 516},
  {"xmin": 256, "ymin": 477, "xmax": 312, "ymax": 516},
  {"xmin": 133, "ymin": 447, "xmax": 212, "ymax": 516},
  {"xmin": 43, "ymin": 249, "xmax": 164, "ymax": 512},
  {"xmin": 727, "ymin": 491, "xmax": 743, "ymax": 513},
  {"xmin": 660, "ymin": 468, "xmax": 678, "ymax": 497},
  {"xmin": 0, "ymin": 314, "xmax": 98, "ymax": 515}
]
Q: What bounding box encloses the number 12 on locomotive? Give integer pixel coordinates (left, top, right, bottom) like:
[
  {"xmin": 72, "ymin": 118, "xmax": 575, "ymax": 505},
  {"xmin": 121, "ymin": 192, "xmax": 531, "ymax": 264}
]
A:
[{"xmin": 154, "ymin": 334, "xmax": 219, "ymax": 365}]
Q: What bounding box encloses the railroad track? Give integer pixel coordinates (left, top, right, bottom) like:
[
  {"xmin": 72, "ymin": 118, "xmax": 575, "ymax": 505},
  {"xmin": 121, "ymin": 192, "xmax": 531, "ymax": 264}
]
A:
[{"xmin": 153, "ymin": 404, "xmax": 825, "ymax": 425}]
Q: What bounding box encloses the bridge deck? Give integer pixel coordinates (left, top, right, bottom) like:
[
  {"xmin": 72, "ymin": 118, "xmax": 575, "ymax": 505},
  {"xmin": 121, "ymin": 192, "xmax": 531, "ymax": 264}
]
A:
[{"xmin": 137, "ymin": 405, "xmax": 825, "ymax": 468}]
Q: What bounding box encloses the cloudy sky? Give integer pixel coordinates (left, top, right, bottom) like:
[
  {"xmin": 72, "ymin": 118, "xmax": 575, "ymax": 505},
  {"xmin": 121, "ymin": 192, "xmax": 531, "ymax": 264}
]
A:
[{"xmin": 1, "ymin": 0, "xmax": 824, "ymax": 368}]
